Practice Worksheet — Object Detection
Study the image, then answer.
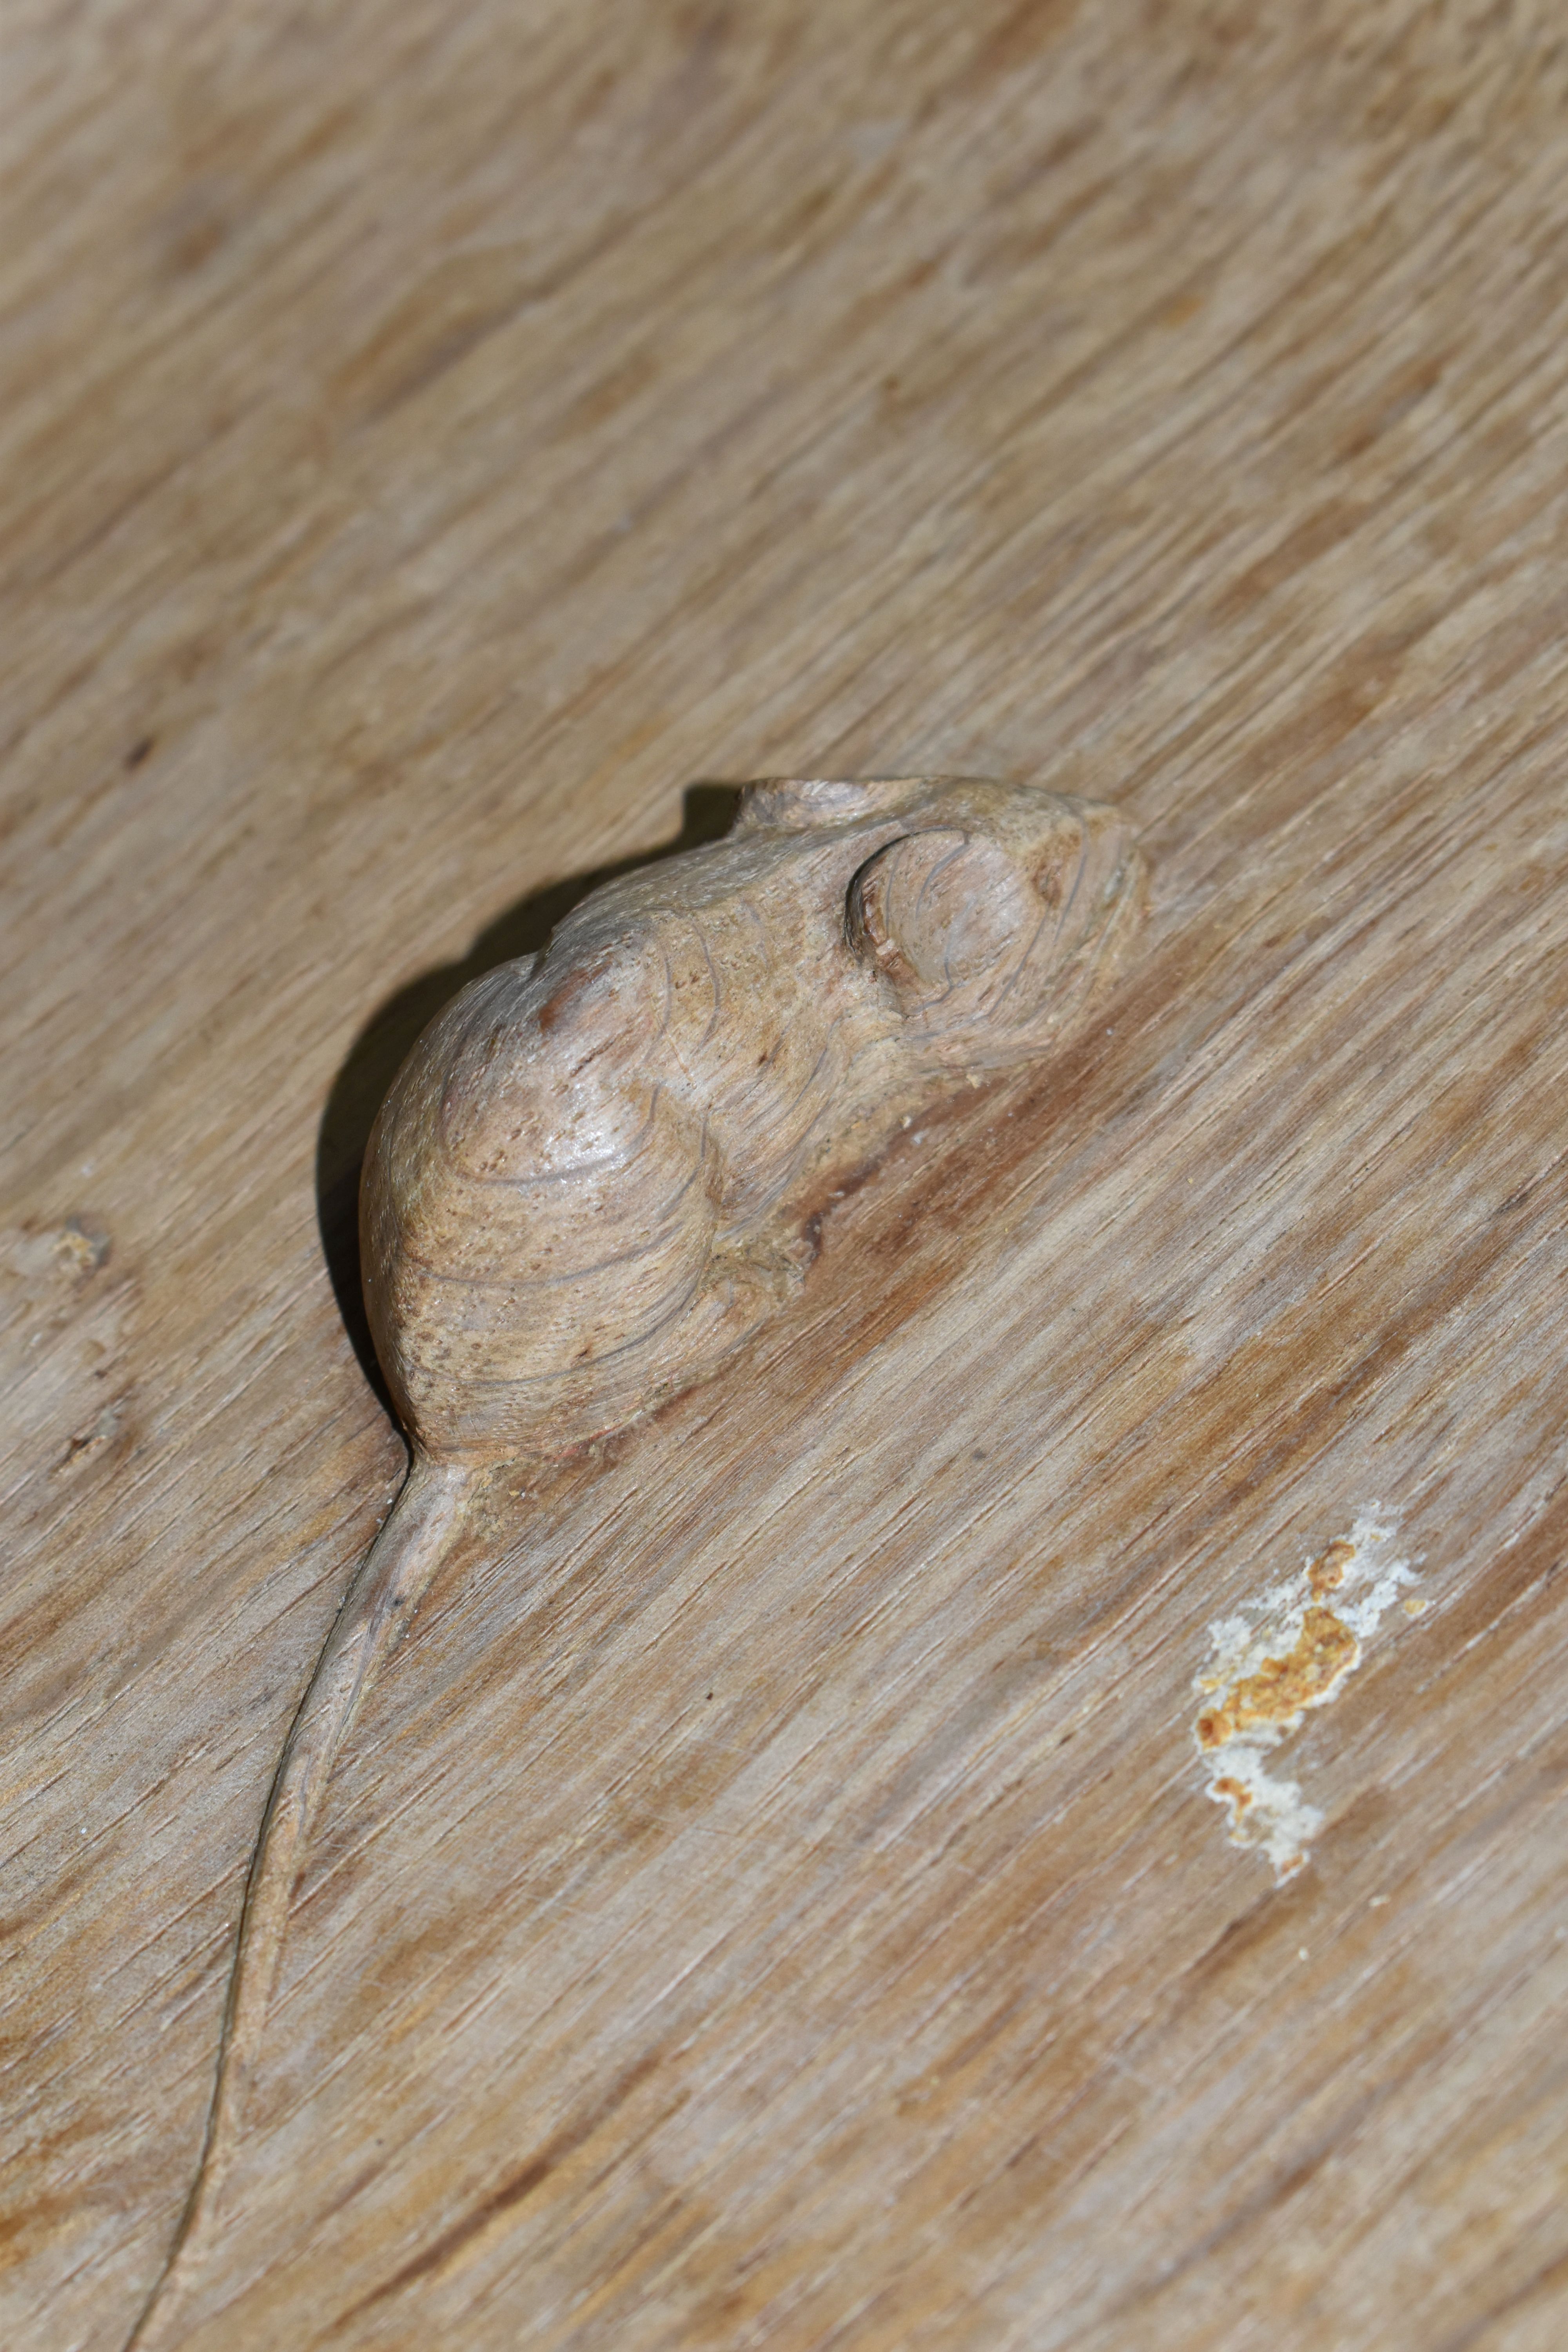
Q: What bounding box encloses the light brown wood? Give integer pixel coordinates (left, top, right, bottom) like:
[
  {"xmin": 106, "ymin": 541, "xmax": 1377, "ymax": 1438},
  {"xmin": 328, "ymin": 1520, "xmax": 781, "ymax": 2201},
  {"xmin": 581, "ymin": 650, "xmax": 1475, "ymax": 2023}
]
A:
[{"xmin": 4, "ymin": 7, "xmax": 1568, "ymax": 2351}]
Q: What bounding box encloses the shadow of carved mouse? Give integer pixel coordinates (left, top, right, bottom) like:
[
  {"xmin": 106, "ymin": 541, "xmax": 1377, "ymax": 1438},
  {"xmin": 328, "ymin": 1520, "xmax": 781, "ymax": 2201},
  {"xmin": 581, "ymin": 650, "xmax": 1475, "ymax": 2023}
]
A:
[{"xmin": 129, "ymin": 776, "xmax": 1146, "ymax": 2347}]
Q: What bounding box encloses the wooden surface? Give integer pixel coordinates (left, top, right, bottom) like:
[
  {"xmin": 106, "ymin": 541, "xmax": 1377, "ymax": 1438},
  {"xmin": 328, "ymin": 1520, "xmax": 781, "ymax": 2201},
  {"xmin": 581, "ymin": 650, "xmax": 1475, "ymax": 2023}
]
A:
[{"xmin": 4, "ymin": 6, "xmax": 1568, "ymax": 2348}]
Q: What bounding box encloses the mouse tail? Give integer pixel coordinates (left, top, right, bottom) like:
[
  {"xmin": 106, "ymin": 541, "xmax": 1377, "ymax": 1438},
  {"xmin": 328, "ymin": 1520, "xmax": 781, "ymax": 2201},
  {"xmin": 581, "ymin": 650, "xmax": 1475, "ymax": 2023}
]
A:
[{"xmin": 125, "ymin": 1453, "xmax": 471, "ymax": 2350}]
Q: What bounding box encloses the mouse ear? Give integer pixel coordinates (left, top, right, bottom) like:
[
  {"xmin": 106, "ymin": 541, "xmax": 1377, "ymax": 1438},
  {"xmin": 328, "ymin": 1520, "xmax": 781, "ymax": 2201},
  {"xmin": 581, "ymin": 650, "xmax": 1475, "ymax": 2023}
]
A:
[
  {"xmin": 735, "ymin": 776, "xmax": 927, "ymax": 831},
  {"xmin": 846, "ymin": 829, "xmax": 1033, "ymax": 1005}
]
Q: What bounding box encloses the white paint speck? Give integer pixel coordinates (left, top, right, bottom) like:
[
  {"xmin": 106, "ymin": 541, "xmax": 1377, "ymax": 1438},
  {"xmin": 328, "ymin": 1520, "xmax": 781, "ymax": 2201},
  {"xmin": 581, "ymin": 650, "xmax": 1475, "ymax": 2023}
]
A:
[{"xmin": 1194, "ymin": 1504, "xmax": 1421, "ymax": 1885}]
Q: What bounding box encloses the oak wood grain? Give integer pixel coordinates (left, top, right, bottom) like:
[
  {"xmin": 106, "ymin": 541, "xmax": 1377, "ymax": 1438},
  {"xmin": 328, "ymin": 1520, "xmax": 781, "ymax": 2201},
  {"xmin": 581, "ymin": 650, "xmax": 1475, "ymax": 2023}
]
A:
[{"xmin": 4, "ymin": 5, "xmax": 1568, "ymax": 2349}]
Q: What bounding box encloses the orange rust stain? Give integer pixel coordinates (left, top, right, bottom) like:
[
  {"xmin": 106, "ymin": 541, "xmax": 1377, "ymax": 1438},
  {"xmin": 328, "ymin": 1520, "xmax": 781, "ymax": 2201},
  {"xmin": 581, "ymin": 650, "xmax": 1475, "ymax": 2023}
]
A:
[
  {"xmin": 1194, "ymin": 1604, "xmax": 1359, "ymax": 1749},
  {"xmin": 1210, "ymin": 1776, "xmax": 1252, "ymax": 1810},
  {"xmin": 1308, "ymin": 1538, "xmax": 1356, "ymax": 1596}
]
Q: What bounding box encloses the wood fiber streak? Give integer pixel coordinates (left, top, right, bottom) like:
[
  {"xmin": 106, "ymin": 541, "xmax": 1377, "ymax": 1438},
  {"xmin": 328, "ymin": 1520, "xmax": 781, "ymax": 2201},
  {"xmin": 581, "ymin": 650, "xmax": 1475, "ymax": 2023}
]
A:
[{"xmin": 2, "ymin": 4, "xmax": 1566, "ymax": 2350}]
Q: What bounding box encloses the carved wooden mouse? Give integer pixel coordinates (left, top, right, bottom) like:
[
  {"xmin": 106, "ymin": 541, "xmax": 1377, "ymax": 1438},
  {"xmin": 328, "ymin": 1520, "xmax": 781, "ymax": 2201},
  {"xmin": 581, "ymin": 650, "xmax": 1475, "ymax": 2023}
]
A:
[{"xmin": 130, "ymin": 777, "xmax": 1145, "ymax": 2345}]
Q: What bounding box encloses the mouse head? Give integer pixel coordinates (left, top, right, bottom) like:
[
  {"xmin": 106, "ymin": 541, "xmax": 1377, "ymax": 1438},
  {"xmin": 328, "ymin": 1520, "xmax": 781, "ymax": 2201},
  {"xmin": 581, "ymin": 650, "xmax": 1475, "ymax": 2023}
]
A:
[{"xmin": 729, "ymin": 775, "xmax": 1144, "ymax": 1065}]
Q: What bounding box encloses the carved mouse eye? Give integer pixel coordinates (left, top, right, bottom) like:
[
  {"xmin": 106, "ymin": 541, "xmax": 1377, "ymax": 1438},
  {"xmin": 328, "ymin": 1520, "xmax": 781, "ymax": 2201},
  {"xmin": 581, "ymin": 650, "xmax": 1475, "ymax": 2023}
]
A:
[{"xmin": 846, "ymin": 829, "xmax": 1033, "ymax": 1002}]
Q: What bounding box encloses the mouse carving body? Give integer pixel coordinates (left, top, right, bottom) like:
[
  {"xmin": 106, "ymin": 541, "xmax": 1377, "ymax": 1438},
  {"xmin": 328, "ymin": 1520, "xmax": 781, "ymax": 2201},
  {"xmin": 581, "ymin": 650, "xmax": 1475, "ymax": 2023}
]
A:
[
  {"xmin": 130, "ymin": 776, "xmax": 1146, "ymax": 2347},
  {"xmin": 367, "ymin": 774, "xmax": 1147, "ymax": 1457}
]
